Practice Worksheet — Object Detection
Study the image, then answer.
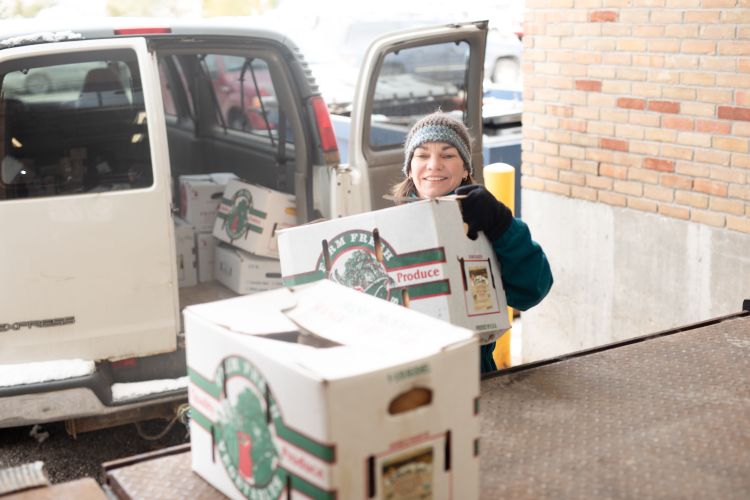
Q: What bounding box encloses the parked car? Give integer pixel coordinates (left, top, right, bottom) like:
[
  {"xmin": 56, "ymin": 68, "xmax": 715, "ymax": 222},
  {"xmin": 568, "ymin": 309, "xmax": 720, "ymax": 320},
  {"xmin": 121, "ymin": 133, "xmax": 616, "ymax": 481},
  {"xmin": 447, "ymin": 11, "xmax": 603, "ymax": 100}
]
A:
[
  {"xmin": 2, "ymin": 60, "xmax": 106, "ymax": 96},
  {"xmin": 203, "ymin": 54, "xmax": 277, "ymax": 131},
  {"xmin": 0, "ymin": 18, "xmax": 487, "ymax": 427},
  {"xmin": 287, "ymin": 15, "xmax": 522, "ymax": 115},
  {"xmin": 485, "ymin": 27, "xmax": 523, "ymax": 85}
]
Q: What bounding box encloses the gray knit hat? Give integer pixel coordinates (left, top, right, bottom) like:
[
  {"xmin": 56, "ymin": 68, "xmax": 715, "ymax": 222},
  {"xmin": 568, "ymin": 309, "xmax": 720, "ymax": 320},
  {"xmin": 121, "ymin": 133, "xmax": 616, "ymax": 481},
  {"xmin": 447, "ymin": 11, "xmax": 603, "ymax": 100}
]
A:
[{"xmin": 403, "ymin": 112, "xmax": 473, "ymax": 176}]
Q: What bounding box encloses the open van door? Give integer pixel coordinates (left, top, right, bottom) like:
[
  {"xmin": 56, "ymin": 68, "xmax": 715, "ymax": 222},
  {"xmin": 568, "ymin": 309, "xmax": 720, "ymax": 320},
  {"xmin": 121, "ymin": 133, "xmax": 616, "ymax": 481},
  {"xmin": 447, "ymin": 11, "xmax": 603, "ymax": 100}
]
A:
[
  {"xmin": 340, "ymin": 20, "xmax": 488, "ymax": 215},
  {"xmin": 0, "ymin": 37, "xmax": 178, "ymax": 363}
]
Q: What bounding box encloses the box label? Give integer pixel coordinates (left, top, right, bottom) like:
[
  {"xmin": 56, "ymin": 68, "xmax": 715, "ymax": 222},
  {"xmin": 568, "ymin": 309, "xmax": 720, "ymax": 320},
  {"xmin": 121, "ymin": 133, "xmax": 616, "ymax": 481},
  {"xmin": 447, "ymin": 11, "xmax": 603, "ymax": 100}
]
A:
[
  {"xmin": 382, "ymin": 447, "xmax": 434, "ymax": 500},
  {"xmin": 189, "ymin": 356, "xmax": 336, "ymax": 499},
  {"xmin": 216, "ymin": 188, "xmax": 266, "ymax": 243},
  {"xmin": 283, "ymin": 229, "xmax": 450, "ymax": 305},
  {"xmin": 459, "ymin": 258, "xmax": 501, "ymax": 316}
]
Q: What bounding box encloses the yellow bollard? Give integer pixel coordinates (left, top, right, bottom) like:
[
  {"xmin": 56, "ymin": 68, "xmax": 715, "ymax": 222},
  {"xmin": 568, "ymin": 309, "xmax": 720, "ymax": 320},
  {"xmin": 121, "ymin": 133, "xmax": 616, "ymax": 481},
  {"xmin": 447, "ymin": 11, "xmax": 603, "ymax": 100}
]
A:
[{"xmin": 483, "ymin": 163, "xmax": 515, "ymax": 369}]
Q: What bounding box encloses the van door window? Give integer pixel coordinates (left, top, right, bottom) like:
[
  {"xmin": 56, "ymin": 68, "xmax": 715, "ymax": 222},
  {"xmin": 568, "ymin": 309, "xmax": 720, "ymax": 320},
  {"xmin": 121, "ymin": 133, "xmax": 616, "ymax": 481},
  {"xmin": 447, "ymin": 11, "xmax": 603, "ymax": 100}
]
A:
[
  {"xmin": 369, "ymin": 41, "xmax": 470, "ymax": 149},
  {"xmin": 203, "ymin": 55, "xmax": 283, "ymax": 140},
  {"xmin": 159, "ymin": 56, "xmax": 194, "ymax": 122},
  {"xmin": 158, "ymin": 51, "xmax": 297, "ymax": 197},
  {"xmin": 0, "ymin": 50, "xmax": 153, "ymax": 200}
]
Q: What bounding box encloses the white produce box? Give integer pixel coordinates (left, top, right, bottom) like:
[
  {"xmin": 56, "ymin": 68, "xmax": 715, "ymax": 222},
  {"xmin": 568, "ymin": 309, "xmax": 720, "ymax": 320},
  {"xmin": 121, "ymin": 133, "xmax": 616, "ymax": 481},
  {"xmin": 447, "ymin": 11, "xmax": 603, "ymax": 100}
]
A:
[
  {"xmin": 214, "ymin": 244, "xmax": 282, "ymax": 294},
  {"xmin": 213, "ymin": 179, "xmax": 297, "ymax": 259},
  {"xmin": 179, "ymin": 173, "xmax": 238, "ymax": 232},
  {"xmin": 278, "ymin": 198, "xmax": 509, "ymax": 344},
  {"xmin": 195, "ymin": 232, "xmax": 217, "ymax": 283},
  {"xmin": 174, "ymin": 217, "xmax": 197, "ymax": 288},
  {"xmin": 185, "ymin": 280, "xmax": 480, "ymax": 500}
]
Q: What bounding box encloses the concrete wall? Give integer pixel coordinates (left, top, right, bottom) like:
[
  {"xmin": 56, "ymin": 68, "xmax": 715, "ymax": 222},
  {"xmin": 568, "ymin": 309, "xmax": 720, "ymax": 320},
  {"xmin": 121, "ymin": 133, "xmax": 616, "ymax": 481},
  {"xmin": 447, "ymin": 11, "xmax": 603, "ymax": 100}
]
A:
[{"xmin": 520, "ymin": 189, "xmax": 750, "ymax": 363}]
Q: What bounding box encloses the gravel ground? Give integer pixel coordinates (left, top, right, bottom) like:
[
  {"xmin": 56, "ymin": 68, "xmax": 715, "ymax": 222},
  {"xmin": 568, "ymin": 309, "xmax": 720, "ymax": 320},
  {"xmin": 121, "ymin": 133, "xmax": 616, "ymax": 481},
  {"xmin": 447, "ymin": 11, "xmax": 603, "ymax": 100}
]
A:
[{"xmin": 0, "ymin": 419, "xmax": 190, "ymax": 485}]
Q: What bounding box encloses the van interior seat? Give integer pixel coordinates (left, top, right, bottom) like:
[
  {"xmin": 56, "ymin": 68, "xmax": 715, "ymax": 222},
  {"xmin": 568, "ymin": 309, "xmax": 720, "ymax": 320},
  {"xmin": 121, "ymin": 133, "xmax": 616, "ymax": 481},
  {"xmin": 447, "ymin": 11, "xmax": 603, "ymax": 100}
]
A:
[
  {"xmin": 76, "ymin": 67, "xmax": 130, "ymax": 109},
  {"xmin": 69, "ymin": 67, "xmax": 145, "ymax": 189}
]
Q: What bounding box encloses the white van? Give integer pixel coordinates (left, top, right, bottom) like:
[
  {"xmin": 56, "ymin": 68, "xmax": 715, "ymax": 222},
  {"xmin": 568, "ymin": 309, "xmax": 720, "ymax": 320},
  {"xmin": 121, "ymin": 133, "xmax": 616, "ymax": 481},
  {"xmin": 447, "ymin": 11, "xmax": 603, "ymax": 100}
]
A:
[{"xmin": 0, "ymin": 18, "xmax": 487, "ymax": 427}]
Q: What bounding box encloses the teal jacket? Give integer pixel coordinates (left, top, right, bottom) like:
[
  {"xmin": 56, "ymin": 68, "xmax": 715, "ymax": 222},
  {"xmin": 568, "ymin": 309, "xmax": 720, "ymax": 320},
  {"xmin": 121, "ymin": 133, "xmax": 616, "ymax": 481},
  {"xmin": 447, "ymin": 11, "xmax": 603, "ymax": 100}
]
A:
[{"xmin": 480, "ymin": 218, "xmax": 553, "ymax": 373}]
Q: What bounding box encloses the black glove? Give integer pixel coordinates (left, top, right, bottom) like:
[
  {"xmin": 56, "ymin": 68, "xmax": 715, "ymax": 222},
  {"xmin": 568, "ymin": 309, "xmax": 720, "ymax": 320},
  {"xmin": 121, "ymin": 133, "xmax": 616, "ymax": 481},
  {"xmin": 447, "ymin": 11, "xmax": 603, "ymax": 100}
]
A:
[{"xmin": 455, "ymin": 184, "xmax": 513, "ymax": 241}]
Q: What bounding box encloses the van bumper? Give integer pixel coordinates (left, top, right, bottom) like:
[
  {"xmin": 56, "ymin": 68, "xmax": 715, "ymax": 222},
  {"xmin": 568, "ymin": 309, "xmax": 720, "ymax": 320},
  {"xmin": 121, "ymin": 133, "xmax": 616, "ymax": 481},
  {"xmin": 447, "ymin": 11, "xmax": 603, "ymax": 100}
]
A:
[
  {"xmin": 0, "ymin": 386, "xmax": 186, "ymax": 428},
  {"xmin": 0, "ymin": 349, "xmax": 187, "ymax": 428}
]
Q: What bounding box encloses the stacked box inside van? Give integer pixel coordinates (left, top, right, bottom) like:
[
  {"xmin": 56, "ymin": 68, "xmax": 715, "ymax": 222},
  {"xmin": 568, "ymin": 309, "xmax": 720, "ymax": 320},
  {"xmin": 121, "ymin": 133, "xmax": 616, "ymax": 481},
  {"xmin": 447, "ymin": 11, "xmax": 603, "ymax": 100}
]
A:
[
  {"xmin": 175, "ymin": 175, "xmax": 294, "ymax": 295},
  {"xmin": 175, "ymin": 174, "xmax": 236, "ymax": 288},
  {"xmin": 211, "ymin": 179, "xmax": 296, "ymax": 294}
]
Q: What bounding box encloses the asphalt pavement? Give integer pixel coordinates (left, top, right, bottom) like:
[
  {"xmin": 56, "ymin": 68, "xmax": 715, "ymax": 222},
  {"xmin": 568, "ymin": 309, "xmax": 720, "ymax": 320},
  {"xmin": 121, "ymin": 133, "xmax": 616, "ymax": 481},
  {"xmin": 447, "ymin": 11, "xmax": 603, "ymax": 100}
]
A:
[{"xmin": 0, "ymin": 419, "xmax": 189, "ymax": 485}]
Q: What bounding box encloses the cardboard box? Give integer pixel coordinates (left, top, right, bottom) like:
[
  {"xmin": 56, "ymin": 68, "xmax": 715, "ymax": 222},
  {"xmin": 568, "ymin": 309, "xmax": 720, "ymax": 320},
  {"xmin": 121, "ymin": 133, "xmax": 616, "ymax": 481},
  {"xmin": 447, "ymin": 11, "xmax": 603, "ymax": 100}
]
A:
[
  {"xmin": 174, "ymin": 217, "xmax": 197, "ymax": 288},
  {"xmin": 214, "ymin": 243, "xmax": 282, "ymax": 294},
  {"xmin": 213, "ymin": 179, "xmax": 297, "ymax": 259},
  {"xmin": 195, "ymin": 232, "xmax": 217, "ymax": 283},
  {"xmin": 180, "ymin": 173, "xmax": 238, "ymax": 232},
  {"xmin": 185, "ymin": 280, "xmax": 480, "ymax": 500},
  {"xmin": 278, "ymin": 198, "xmax": 509, "ymax": 344}
]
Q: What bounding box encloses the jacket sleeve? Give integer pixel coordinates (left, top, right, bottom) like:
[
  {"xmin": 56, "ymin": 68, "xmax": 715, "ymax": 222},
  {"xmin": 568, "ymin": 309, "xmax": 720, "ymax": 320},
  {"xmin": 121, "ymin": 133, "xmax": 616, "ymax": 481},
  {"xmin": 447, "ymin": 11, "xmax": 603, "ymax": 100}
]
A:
[{"xmin": 491, "ymin": 218, "xmax": 553, "ymax": 311}]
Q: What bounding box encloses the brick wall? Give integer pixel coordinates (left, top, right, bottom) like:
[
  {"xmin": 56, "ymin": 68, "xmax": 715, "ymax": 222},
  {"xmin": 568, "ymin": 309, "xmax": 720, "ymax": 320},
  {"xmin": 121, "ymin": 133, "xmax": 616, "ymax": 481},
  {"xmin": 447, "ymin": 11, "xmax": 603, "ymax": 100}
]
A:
[{"xmin": 522, "ymin": 0, "xmax": 750, "ymax": 234}]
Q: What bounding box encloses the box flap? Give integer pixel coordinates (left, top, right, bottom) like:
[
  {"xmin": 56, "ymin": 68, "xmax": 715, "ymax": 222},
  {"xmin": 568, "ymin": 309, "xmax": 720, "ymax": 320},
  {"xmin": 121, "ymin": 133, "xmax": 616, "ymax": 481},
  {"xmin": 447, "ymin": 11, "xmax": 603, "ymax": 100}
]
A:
[
  {"xmin": 185, "ymin": 287, "xmax": 298, "ymax": 335},
  {"xmin": 180, "ymin": 172, "xmax": 237, "ymax": 185},
  {"xmin": 381, "ymin": 194, "xmax": 464, "ymax": 204},
  {"xmin": 285, "ymin": 280, "xmax": 474, "ymax": 353},
  {"xmin": 185, "ymin": 281, "xmax": 477, "ymax": 378}
]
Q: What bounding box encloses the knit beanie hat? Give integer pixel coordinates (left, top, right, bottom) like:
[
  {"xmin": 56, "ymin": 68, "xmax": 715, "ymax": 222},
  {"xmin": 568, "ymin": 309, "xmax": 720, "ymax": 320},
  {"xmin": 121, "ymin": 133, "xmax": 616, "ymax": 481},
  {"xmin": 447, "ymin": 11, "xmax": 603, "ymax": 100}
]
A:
[{"xmin": 403, "ymin": 112, "xmax": 473, "ymax": 177}]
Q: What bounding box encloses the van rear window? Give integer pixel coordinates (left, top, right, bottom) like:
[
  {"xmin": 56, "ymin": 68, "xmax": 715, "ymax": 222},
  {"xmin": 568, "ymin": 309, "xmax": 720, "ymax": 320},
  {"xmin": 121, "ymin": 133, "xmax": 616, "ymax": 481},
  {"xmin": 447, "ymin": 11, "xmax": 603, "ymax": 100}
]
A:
[
  {"xmin": 0, "ymin": 49, "xmax": 153, "ymax": 200},
  {"xmin": 369, "ymin": 41, "xmax": 470, "ymax": 150}
]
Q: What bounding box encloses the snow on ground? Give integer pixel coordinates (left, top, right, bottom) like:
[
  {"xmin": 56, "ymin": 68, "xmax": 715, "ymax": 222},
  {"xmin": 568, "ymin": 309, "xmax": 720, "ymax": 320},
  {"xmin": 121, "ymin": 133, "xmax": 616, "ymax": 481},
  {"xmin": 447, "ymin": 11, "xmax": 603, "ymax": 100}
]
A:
[
  {"xmin": 0, "ymin": 359, "xmax": 95, "ymax": 387},
  {"xmin": 111, "ymin": 376, "xmax": 188, "ymax": 403}
]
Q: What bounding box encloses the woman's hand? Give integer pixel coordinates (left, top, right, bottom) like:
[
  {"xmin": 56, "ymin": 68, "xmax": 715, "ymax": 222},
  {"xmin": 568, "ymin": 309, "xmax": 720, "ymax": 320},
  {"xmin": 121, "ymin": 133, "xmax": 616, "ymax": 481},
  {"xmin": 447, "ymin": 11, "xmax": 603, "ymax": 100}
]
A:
[{"xmin": 455, "ymin": 184, "xmax": 513, "ymax": 241}]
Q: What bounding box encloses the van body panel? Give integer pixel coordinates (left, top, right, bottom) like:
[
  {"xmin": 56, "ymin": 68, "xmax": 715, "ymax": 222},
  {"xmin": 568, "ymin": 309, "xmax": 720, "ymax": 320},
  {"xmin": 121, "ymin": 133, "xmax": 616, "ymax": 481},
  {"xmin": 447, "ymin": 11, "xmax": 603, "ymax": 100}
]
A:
[
  {"xmin": 0, "ymin": 38, "xmax": 178, "ymax": 364},
  {"xmin": 348, "ymin": 21, "xmax": 488, "ymax": 212}
]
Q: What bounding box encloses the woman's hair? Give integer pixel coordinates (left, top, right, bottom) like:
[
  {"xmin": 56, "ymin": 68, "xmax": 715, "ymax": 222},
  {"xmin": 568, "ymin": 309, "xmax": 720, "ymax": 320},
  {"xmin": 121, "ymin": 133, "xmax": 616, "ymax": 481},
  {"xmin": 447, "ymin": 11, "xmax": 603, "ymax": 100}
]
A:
[{"xmin": 390, "ymin": 173, "xmax": 475, "ymax": 200}]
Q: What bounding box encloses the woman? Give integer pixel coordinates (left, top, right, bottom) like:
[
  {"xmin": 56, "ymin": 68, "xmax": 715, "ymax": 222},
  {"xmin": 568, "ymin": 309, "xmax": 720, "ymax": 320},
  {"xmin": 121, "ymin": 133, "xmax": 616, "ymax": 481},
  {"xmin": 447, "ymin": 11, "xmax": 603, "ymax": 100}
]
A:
[{"xmin": 392, "ymin": 111, "xmax": 553, "ymax": 373}]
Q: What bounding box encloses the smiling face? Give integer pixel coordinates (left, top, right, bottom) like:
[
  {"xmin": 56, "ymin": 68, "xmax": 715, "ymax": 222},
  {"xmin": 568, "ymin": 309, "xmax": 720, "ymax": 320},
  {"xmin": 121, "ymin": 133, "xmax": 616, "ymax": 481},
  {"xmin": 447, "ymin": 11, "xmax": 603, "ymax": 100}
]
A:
[{"xmin": 409, "ymin": 141, "xmax": 468, "ymax": 198}]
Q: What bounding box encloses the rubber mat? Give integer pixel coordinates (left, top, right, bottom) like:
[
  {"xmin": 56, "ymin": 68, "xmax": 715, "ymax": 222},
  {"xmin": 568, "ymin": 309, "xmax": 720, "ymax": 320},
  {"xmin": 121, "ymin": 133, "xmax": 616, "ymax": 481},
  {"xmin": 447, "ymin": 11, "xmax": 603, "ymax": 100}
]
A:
[
  {"xmin": 479, "ymin": 314, "xmax": 750, "ymax": 499},
  {"xmin": 105, "ymin": 446, "xmax": 222, "ymax": 499}
]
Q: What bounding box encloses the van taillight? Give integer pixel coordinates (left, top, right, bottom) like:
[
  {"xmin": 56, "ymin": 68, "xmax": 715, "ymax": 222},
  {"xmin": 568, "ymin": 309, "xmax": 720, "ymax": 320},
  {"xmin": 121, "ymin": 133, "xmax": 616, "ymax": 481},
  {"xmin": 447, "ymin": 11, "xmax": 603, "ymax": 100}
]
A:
[
  {"xmin": 111, "ymin": 358, "xmax": 137, "ymax": 369},
  {"xmin": 114, "ymin": 27, "xmax": 172, "ymax": 35},
  {"xmin": 310, "ymin": 96, "xmax": 338, "ymax": 155}
]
